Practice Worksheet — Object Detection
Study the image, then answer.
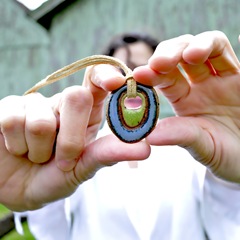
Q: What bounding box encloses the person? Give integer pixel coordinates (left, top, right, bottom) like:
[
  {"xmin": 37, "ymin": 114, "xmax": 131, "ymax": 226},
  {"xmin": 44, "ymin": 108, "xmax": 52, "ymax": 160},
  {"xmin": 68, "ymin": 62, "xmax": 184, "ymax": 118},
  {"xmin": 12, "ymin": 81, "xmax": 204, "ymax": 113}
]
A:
[{"xmin": 0, "ymin": 30, "xmax": 238, "ymax": 239}]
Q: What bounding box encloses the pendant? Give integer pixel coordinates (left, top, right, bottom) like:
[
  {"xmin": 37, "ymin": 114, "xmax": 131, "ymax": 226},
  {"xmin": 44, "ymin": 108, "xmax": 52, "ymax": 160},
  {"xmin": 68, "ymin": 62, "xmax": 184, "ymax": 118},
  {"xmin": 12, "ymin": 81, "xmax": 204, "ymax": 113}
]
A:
[{"xmin": 106, "ymin": 83, "xmax": 159, "ymax": 143}]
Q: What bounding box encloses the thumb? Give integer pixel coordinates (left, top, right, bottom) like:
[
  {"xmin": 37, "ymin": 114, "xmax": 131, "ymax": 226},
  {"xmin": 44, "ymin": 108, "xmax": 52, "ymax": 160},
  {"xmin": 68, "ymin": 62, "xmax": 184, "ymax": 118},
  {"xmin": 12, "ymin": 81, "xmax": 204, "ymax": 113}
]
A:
[
  {"xmin": 74, "ymin": 134, "xmax": 151, "ymax": 183},
  {"xmin": 53, "ymin": 86, "xmax": 93, "ymax": 171},
  {"xmin": 146, "ymin": 117, "xmax": 214, "ymax": 164}
]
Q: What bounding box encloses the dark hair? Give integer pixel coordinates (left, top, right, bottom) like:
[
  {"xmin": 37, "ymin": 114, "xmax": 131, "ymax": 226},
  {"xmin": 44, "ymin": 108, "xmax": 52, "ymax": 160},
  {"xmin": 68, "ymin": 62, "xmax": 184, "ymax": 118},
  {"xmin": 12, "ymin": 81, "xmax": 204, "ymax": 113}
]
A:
[{"xmin": 103, "ymin": 32, "xmax": 159, "ymax": 57}]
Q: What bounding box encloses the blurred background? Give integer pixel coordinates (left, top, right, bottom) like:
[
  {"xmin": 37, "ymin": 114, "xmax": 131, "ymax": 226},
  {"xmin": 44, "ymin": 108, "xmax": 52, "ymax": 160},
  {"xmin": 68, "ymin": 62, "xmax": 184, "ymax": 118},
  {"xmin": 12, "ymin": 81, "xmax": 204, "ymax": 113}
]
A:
[
  {"xmin": 1, "ymin": 0, "xmax": 240, "ymax": 116},
  {"xmin": 0, "ymin": 0, "xmax": 240, "ymax": 237},
  {"xmin": 1, "ymin": 0, "xmax": 240, "ymax": 98},
  {"xmin": 0, "ymin": 0, "xmax": 240, "ymax": 111}
]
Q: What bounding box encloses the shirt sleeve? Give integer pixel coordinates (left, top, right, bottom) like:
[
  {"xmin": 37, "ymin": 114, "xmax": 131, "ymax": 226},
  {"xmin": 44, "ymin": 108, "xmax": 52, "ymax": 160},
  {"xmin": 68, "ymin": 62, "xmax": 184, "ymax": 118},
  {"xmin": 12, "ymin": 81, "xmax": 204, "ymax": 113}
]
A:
[
  {"xmin": 16, "ymin": 199, "xmax": 69, "ymax": 240},
  {"xmin": 201, "ymin": 170, "xmax": 240, "ymax": 239}
]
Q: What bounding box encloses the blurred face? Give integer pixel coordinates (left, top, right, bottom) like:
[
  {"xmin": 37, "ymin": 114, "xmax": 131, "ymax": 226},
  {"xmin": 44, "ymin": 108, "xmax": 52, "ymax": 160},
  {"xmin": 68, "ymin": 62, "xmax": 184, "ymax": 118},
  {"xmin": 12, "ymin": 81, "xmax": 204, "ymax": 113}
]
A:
[
  {"xmin": 112, "ymin": 41, "xmax": 154, "ymax": 168},
  {"xmin": 113, "ymin": 41, "xmax": 153, "ymax": 69},
  {"xmin": 112, "ymin": 41, "xmax": 155, "ymax": 114}
]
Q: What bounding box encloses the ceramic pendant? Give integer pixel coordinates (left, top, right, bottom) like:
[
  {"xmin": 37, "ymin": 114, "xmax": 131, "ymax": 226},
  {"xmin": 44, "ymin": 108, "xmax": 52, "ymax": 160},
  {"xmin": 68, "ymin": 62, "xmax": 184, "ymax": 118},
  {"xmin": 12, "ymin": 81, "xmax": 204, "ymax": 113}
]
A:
[{"xmin": 106, "ymin": 84, "xmax": 159, "ymax": 143}]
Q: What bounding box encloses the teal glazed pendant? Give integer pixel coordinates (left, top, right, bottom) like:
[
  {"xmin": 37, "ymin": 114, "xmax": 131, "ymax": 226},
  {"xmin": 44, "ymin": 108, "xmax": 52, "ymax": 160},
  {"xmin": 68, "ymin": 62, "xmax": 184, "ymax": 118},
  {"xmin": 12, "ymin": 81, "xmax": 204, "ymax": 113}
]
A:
[{"xmin": 106, "ymin": 84, "xmax": 159, "ymax": 143}]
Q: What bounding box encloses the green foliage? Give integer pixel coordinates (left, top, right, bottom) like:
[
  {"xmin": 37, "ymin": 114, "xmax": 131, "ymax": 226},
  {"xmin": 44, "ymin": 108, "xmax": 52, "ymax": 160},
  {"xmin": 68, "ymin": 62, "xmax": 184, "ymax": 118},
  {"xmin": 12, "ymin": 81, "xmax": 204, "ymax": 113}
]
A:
[
  {"xmin": 0, "ymin": 205, "xmax": 35, "ymax": 240},
  {"xmin": 0, "ymin": 204, "xmax": 10, "ymax": 218},
  {"xmin": 1, "ymin": 221, "xmax": 35, "ymax": 240}
]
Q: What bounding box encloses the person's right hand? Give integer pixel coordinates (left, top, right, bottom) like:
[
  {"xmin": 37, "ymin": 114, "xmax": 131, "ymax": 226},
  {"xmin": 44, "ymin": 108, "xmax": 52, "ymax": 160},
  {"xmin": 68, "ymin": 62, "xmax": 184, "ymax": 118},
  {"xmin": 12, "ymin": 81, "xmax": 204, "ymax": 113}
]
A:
[
  {"xmin": 133, "ymin": 31, "xmax": 240, "ymax": 183},
  {"xmin": 0, "ymin": 85, "xmax": 150, "ymax": 211}
]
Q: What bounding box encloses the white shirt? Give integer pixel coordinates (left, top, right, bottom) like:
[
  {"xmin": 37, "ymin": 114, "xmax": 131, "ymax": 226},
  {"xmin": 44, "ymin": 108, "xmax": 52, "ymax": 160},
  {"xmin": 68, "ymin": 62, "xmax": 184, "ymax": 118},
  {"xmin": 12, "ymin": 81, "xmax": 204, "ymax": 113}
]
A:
[{"xmin": 15, "ymin": 124, "xmax": 240, "ymax": 240}]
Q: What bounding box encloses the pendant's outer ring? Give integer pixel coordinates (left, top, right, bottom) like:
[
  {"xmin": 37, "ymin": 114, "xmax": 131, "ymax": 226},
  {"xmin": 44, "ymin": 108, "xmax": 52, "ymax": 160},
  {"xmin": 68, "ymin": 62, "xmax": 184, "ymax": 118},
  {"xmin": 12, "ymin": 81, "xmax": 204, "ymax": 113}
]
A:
[{"xmin": 106, "ymin": 84, "xmax": 159, "ymax": 143}]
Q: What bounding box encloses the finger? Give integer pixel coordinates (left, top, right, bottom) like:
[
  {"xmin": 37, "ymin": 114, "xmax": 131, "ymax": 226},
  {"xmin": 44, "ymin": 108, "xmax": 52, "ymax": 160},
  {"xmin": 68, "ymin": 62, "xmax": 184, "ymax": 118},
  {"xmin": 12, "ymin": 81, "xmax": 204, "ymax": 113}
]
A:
[
  {"xmin": 147, "ymin": 34, "xmax": 193, "ymax": 73},
  {"xmin": 54, "ymin": 86, "xmax": 93, "ymax": 171},
  {"xmin": 146, "ymin": 116, "xmax": 214, "ymax": 164},
  {"xmin": 132, "ymin": 34, "xmax": 193, "ymax": 104},
  {"xmin": 179, "ymin": 60, "xmax": 216, "ymax": 83},
  {"xmin": 148, "ymin": 33, "xmax": 212, "ymax": 83},
  {"xmin": 83, "ymin": 65, "xmax": 125, "ymax": 93},
  {"xmin": 0, "ymin": 96, "xmax": 27, "ymax": 155},
  {"xmin": 133, "ymin": 65, "xmax": 190, "ymax": 104},
  {"xmin": 74, "ymin": 134, "xmax": 151, "ymax": 183},
  {"xmin": 146, "ymin": 117, "xmax": 202, "ymax": 145},
  {"xmin": 25, "ymin": 93, "xmax": 57, "ymax": 163},
  {"xmin": 182, "ymin": 31, "xmax": 240, "ymax": 77},
  {"xmin": 83, "ymin": 65, "xmax": 126, "ymax": 129}
]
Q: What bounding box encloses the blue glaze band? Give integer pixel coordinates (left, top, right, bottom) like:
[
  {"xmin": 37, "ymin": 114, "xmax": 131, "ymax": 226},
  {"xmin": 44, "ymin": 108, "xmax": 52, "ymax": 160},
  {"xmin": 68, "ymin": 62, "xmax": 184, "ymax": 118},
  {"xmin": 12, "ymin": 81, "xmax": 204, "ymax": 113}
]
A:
[{"xmin": 107, "ymin": 84, "xmax": 159, "ymax": 143}]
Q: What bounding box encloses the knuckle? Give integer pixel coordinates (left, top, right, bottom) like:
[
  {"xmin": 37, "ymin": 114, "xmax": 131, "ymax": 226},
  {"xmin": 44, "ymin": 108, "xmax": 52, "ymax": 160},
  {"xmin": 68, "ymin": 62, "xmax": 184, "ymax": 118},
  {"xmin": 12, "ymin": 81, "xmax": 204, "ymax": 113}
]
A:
[
  {"xmin": 62, "ymin": 86, "xmax": 93, "ymax": 109},
  {"xmin": 59, "ymin": 138, "xmax": 85, "ymax": 155},
  {"xmin": 27, "ymin": 120, "xmax": 56, "ymax": 137},
  {"xmin": 1, "ymin": 116, "xmax": 24, "ymax": 133},
  {"xmin": 7, "ymin": 145, "xmax": 27, "ymax": 156},
  {"xmin": 213, "ymin": 30, "xmax": 226, "ymax": 38}
]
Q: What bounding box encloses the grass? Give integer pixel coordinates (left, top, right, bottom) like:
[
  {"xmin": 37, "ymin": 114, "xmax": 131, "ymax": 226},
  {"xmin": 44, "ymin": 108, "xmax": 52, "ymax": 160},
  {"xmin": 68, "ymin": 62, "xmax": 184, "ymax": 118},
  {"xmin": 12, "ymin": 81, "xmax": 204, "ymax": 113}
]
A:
[
  {"xmin": 0, "ymin": 204, "xmax": 35, "ymax": 240},
  {"xmin": 0, "ymin": 204, "xmax": 10, "ymax": 218}
]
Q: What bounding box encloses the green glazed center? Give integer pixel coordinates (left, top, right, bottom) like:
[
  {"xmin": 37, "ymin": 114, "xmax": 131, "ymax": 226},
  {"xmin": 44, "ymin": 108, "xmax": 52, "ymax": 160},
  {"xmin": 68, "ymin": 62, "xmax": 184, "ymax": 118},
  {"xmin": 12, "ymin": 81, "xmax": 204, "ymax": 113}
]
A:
[{"xmin": 120, "ymin": 93, "xmax": 146, "ymax": 128}]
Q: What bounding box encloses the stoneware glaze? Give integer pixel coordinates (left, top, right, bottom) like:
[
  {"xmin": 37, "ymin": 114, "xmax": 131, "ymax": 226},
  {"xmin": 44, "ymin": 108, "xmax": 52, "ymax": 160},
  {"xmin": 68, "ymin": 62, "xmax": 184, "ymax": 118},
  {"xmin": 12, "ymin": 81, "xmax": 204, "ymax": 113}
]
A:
[{"xmin": 106, "ymin": 84, "xmax": 159, "ymax": 143}]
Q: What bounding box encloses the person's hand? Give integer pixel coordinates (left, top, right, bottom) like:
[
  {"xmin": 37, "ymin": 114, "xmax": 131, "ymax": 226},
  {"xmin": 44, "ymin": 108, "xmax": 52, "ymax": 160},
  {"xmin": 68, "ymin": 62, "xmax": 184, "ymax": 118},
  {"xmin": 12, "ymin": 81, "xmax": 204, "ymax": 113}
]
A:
[
  {"xmin": 133, "ymin": 30, "xmax": 240, "ymax": 183},
  {"xmin": 0, "ymin": 85, "xmax": 150, "ymax": 211}
]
